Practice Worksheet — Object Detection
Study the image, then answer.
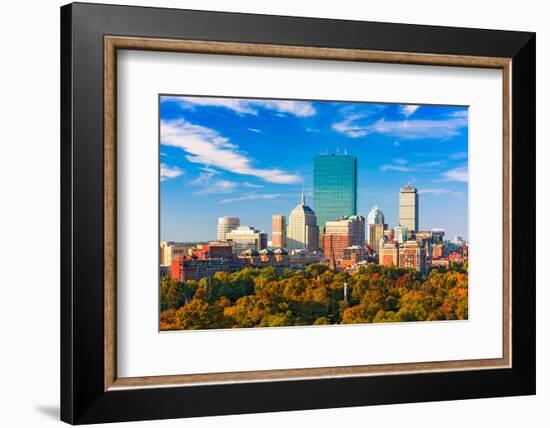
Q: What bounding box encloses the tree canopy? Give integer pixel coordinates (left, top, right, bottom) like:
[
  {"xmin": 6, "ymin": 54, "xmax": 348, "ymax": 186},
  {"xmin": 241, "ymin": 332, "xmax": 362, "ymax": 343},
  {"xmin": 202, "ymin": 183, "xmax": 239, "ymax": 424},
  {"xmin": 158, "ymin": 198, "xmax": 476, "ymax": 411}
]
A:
[{"xmin": 160, "ymin": 264, "xmax": 468, "ymax": 331}]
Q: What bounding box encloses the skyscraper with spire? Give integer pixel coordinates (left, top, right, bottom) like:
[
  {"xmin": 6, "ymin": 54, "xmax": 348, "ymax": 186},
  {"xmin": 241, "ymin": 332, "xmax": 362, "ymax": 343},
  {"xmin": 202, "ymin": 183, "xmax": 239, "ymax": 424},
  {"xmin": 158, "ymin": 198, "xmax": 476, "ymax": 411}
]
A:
[
  {"xmin": 286, "ymin": 193, "xmax": 319, "ymax": 253},
  {"xmin": 313, "ymin": 154, "xmax": 357, "ymax": 236}
]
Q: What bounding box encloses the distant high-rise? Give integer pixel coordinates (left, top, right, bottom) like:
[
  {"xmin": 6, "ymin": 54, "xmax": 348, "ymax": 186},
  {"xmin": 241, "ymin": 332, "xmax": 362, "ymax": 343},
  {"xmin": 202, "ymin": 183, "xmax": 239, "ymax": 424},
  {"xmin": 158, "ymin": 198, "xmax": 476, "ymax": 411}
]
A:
[
  {"xmin": 366, "ymin": 205, "xmax": 385, "ymax": 242},
  {"xmin": 368, "ymin": 223, "xmax": 385, "ymax": 255},
  {"xmin": 271, "ymin": 215, "xmax": 286, "ymax": 248},
  {"xmin": 394, "ymin": 225, "xmax": 409, "ymax": 244},
  {"xmin": 226, "ymin": 226, "xmax": 267, "ymax": 254},
  {"xmin": 217, "ymin": 216, "xmax": 240, "ymax": 241},
  {"xmin": 286, "ymin": 193, "xmax": 319, "ymax": 253},
  {"xmin": 431, "ymin": 228, "xmax": 445, "ymax": 243},
  {"xmin": 399, "ymin": 184, "xmax": 419, "ymax": 232},
  {"xmin": 313, "ymin": 154, "xmax": 357, "ymax": 233}
]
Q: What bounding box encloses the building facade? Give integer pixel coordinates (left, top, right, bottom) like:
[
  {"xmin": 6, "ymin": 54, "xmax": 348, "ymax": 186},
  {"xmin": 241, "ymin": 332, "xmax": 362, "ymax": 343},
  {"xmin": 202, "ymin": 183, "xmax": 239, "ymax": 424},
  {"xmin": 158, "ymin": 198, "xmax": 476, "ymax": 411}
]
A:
[
  {"xmin": 171, "ymin": 257, "xmax": 241, "ymax": 282},
  {"xmin": 226, "ymin": 226, "xmax": 267, "ymax": 254},
  {"xmin": 323, "ymin": 215, "xmax": 365, "ymax": 265},
  {"xmin": 368, "ymin": 223, "xmax": 385, "ymax": 255},
  {"xmin": 286, "ymin": 193, "xmax": 319, "ymax": 253},
  {"xmin": 394, "ymin": 225, "xmax": 409, "ymax": 244},
  {"xmin": 216, "ymin": 216, "xmax": 240, "ymax": 242},
  {"xmin": 160, "ymin": 241, "xmax": 190, "ymax": 267},
  {"xmin": 192, "ymin": 242, "xmax": 233, "ymax": 260},
  {"xmin": 431, "ymin": 228, "xmax": 445, "ymax": 243},
  {"xmin": 399, "ymin": 184, "xmax": 419, "ymax": 232},
  {"xmin": 342, "ymin": 246, "xmax": 369, "ymax": 263},
  {"xmin": 366, "ymin": 205, "xmax": 385, "ymax": 241},
  {"xmin": 379, "ymin": 241, "xmax": 399, "ymax": 267},
  {"xmin": 399, "ymin": 240, "xmax": 427, "ymax": 274},
  {"xmin": 271, "ymin": 214, "xmax": 286, "ymax": 248},
  {"xmin": 313, "ymin": 154, "xmax": 357, "ymax": 233}
]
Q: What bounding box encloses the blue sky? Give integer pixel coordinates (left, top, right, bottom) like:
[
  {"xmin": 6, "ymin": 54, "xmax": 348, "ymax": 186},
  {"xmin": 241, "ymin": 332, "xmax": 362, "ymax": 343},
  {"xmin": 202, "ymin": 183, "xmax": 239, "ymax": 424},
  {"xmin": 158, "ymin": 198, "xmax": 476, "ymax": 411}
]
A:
[{"xmin": 160, "ymin": 95, "xmax": 468, "ymax": 242}]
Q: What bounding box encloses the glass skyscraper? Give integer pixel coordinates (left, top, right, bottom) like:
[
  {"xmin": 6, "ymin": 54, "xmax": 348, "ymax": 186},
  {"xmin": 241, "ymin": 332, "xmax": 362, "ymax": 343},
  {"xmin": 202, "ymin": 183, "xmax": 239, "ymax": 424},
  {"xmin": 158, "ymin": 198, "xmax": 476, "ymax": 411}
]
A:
[{"xmin": 313, "ymin": 154, "xmax": 357, "ymax": 233}]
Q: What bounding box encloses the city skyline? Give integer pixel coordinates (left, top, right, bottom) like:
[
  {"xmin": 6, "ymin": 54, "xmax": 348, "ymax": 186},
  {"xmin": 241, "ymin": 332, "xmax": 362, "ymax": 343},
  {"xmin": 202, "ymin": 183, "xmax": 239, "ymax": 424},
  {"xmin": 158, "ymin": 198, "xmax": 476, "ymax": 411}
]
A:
[{"xmin": 160, "ymin": 95, "xmax": 468, "ymax": 242}]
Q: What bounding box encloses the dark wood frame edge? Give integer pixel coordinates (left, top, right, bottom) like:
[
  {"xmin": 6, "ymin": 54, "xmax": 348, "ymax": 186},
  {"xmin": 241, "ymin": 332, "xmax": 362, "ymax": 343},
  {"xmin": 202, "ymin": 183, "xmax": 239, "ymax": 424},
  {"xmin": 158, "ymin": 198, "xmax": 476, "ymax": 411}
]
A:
[{"xmin": 103, "ymin": 36, "xmax": 512, "ymax": 391}]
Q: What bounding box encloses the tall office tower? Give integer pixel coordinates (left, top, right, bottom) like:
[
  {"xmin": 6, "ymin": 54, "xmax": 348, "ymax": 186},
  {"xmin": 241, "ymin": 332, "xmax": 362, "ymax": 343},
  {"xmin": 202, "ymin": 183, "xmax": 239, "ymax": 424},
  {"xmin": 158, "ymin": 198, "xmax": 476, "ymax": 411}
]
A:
[
  {"xmin": 399, "ymin": 240, "xmax": 427, "ymax": 274},
  {"xmin": 217, "ymin": 216, "xmax": 240, "ymax": 241},
  {"xmin": 323, "ymin": 215, "xmax": 365, "ymax": 264},
  {"xmin": 286, "ymin": 193, "xmax": 319, "ymax": 253},
  {"xmin": 313, "ymin": 154, "xmax": 357, "ymax": 234},
  {"xmin": 271, "ymin": 215, "xmax": 286, "ymax": 248},
  {"xmin": 399, "ymin": 184, "xmax": 419, "ymax": 232},
  {"xmin": 366, "ymin": 205, "xmax": 385, "ymax": 241},
  {"xmin": 368, "ymin": 223, "xmax": 385, "ymax": 255},
  {"xmin": 225, "ymin": 226, "xmax": 267, "ymax": 254}
]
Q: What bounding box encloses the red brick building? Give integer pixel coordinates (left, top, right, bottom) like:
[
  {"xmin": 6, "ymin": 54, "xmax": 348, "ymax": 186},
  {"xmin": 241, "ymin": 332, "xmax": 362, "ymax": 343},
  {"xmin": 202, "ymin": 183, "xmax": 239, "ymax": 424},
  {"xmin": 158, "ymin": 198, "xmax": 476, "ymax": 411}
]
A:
[
  {"xmin": 399, "ymin": 240, "xmax": 427, "ymax": 274},
  {"xmin": 323, "ymin": 216, "xmax": 365, "ymax": 267},
  {"xmin": 379, "ymin": 241, "xmax": 399, "ymax": 267},
  {"xmin": 171, "ymin": 256, "xmax": 240, "ymax": 282},
  {"xmin": 192, "ymin": 242, "xmax": 233, "ymax": 260}
]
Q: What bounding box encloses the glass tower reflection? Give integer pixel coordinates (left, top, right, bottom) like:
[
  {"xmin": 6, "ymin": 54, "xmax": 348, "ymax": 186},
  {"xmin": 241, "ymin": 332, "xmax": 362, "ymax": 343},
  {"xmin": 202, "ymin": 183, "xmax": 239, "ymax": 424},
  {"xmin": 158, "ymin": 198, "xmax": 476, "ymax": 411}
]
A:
[{"xmin": 313, "ymin": 154, "xmax": 357, "ymax": 233}]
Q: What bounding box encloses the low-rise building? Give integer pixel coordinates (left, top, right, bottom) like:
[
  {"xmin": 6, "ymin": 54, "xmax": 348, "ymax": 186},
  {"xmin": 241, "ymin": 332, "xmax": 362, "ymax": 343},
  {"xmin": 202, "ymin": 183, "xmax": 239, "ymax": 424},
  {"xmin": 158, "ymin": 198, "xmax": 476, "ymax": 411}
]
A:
[
  {"xmin": 160, "ymin": 241, "xmax": 191, "ymax": 266},
  {"xmin": 379, "ymin": 241, "xmax": 399, "ymax": 267},
  {"xmin": 226, "ymin": 226, "xmax": 268, "ymax": 254},
  {"xmin": 171, "ymin": 256, "xmax": 242, "ymax": 282},
  {"xmin": 399, "ymin": 240, "xmax": 427, "ymax": 274}
]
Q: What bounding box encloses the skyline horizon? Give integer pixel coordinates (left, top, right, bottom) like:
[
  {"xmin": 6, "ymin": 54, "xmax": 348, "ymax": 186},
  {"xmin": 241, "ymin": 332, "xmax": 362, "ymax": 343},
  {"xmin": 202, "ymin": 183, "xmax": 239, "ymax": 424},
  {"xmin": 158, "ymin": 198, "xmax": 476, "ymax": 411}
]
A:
[
  {"xmin": 162, "ymin": 184, "xmax": 466, "ymax": 244},
  {"xmin": 160, "ymin": 95, "xmax": 468, "ymax": 242}
]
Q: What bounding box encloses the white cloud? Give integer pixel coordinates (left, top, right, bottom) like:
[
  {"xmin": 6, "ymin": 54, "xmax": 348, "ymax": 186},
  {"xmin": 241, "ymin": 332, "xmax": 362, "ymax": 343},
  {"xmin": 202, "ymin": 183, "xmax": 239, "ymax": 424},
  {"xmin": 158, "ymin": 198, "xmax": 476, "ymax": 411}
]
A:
[
  {"xmin": 418, "ymin": 188, "xmax": 463, "ymax": 197},
  {"xmin": 440, "ymin": 167, "xmax": 468, "ymax": 182},
  {"xmin": 449, "ymin": 151, "xmax": 468, "ymax": 160},
  {"xmin": 332, "ymin": 113, "xmax": 371, "ymax": 138},
  {"xmin": 333, "ymin": 115, "xmax": 467, "ymax": 140},
  {"xmin": 400, "ymin": 105, "xmax": 420, "ymax": 117},
  {"xmin": 247, "ymin": 128, "xmax": 262, "ymax": 133},
  {"xmin": 253, "ymin": 100, "xmax": 316, "ymax": 117},
  {"xmin": 380, "ymin": 160, "xmax": 444, "ymax": 173},
  {"xmin": 331, "ymin": 105, "xmax": 387, "ymax": 138},
  {"xmin": 449, "ymin": 110, "xmax": 469, "ymax": 118},
  {"xmin": 380, "ymin": 164, "xmax": 411, "ymax": 172},
  {"xmin": 190, "ymin": 170, "xmax": 238, "ymax": 194},
  {"xmin": 161, "ymin": 96, "xmax": 316, "ymax": 117},
  {"xmin": 201, "ymin": 180, "xmax": 238, "ymax": 194},
  {"xmin": 219, "ymin": 193, "xmax": 282, "ymax": 204},
  {"xmin": 242, "ymin": 182, "xmax": 263, "ymax": 188},
  {"xmin": 369, "ymin": 117, "xmax": 467, "ymax": 140},
  {"xmin": 160, "ymin": 163, "xmax": 184, "ymax": 181},
  {"xmin": 161, "ymin": 119, "xmax": 301, "ymax": 184}
]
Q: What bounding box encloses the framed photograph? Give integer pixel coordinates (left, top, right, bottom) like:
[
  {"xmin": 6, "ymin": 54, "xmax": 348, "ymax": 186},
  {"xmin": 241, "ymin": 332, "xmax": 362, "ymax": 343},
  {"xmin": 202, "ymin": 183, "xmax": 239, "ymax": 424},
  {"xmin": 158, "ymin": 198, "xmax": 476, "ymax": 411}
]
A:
[{"xmin": 61, "ymin": 2, "xmax": 535, "ymax": 424}]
